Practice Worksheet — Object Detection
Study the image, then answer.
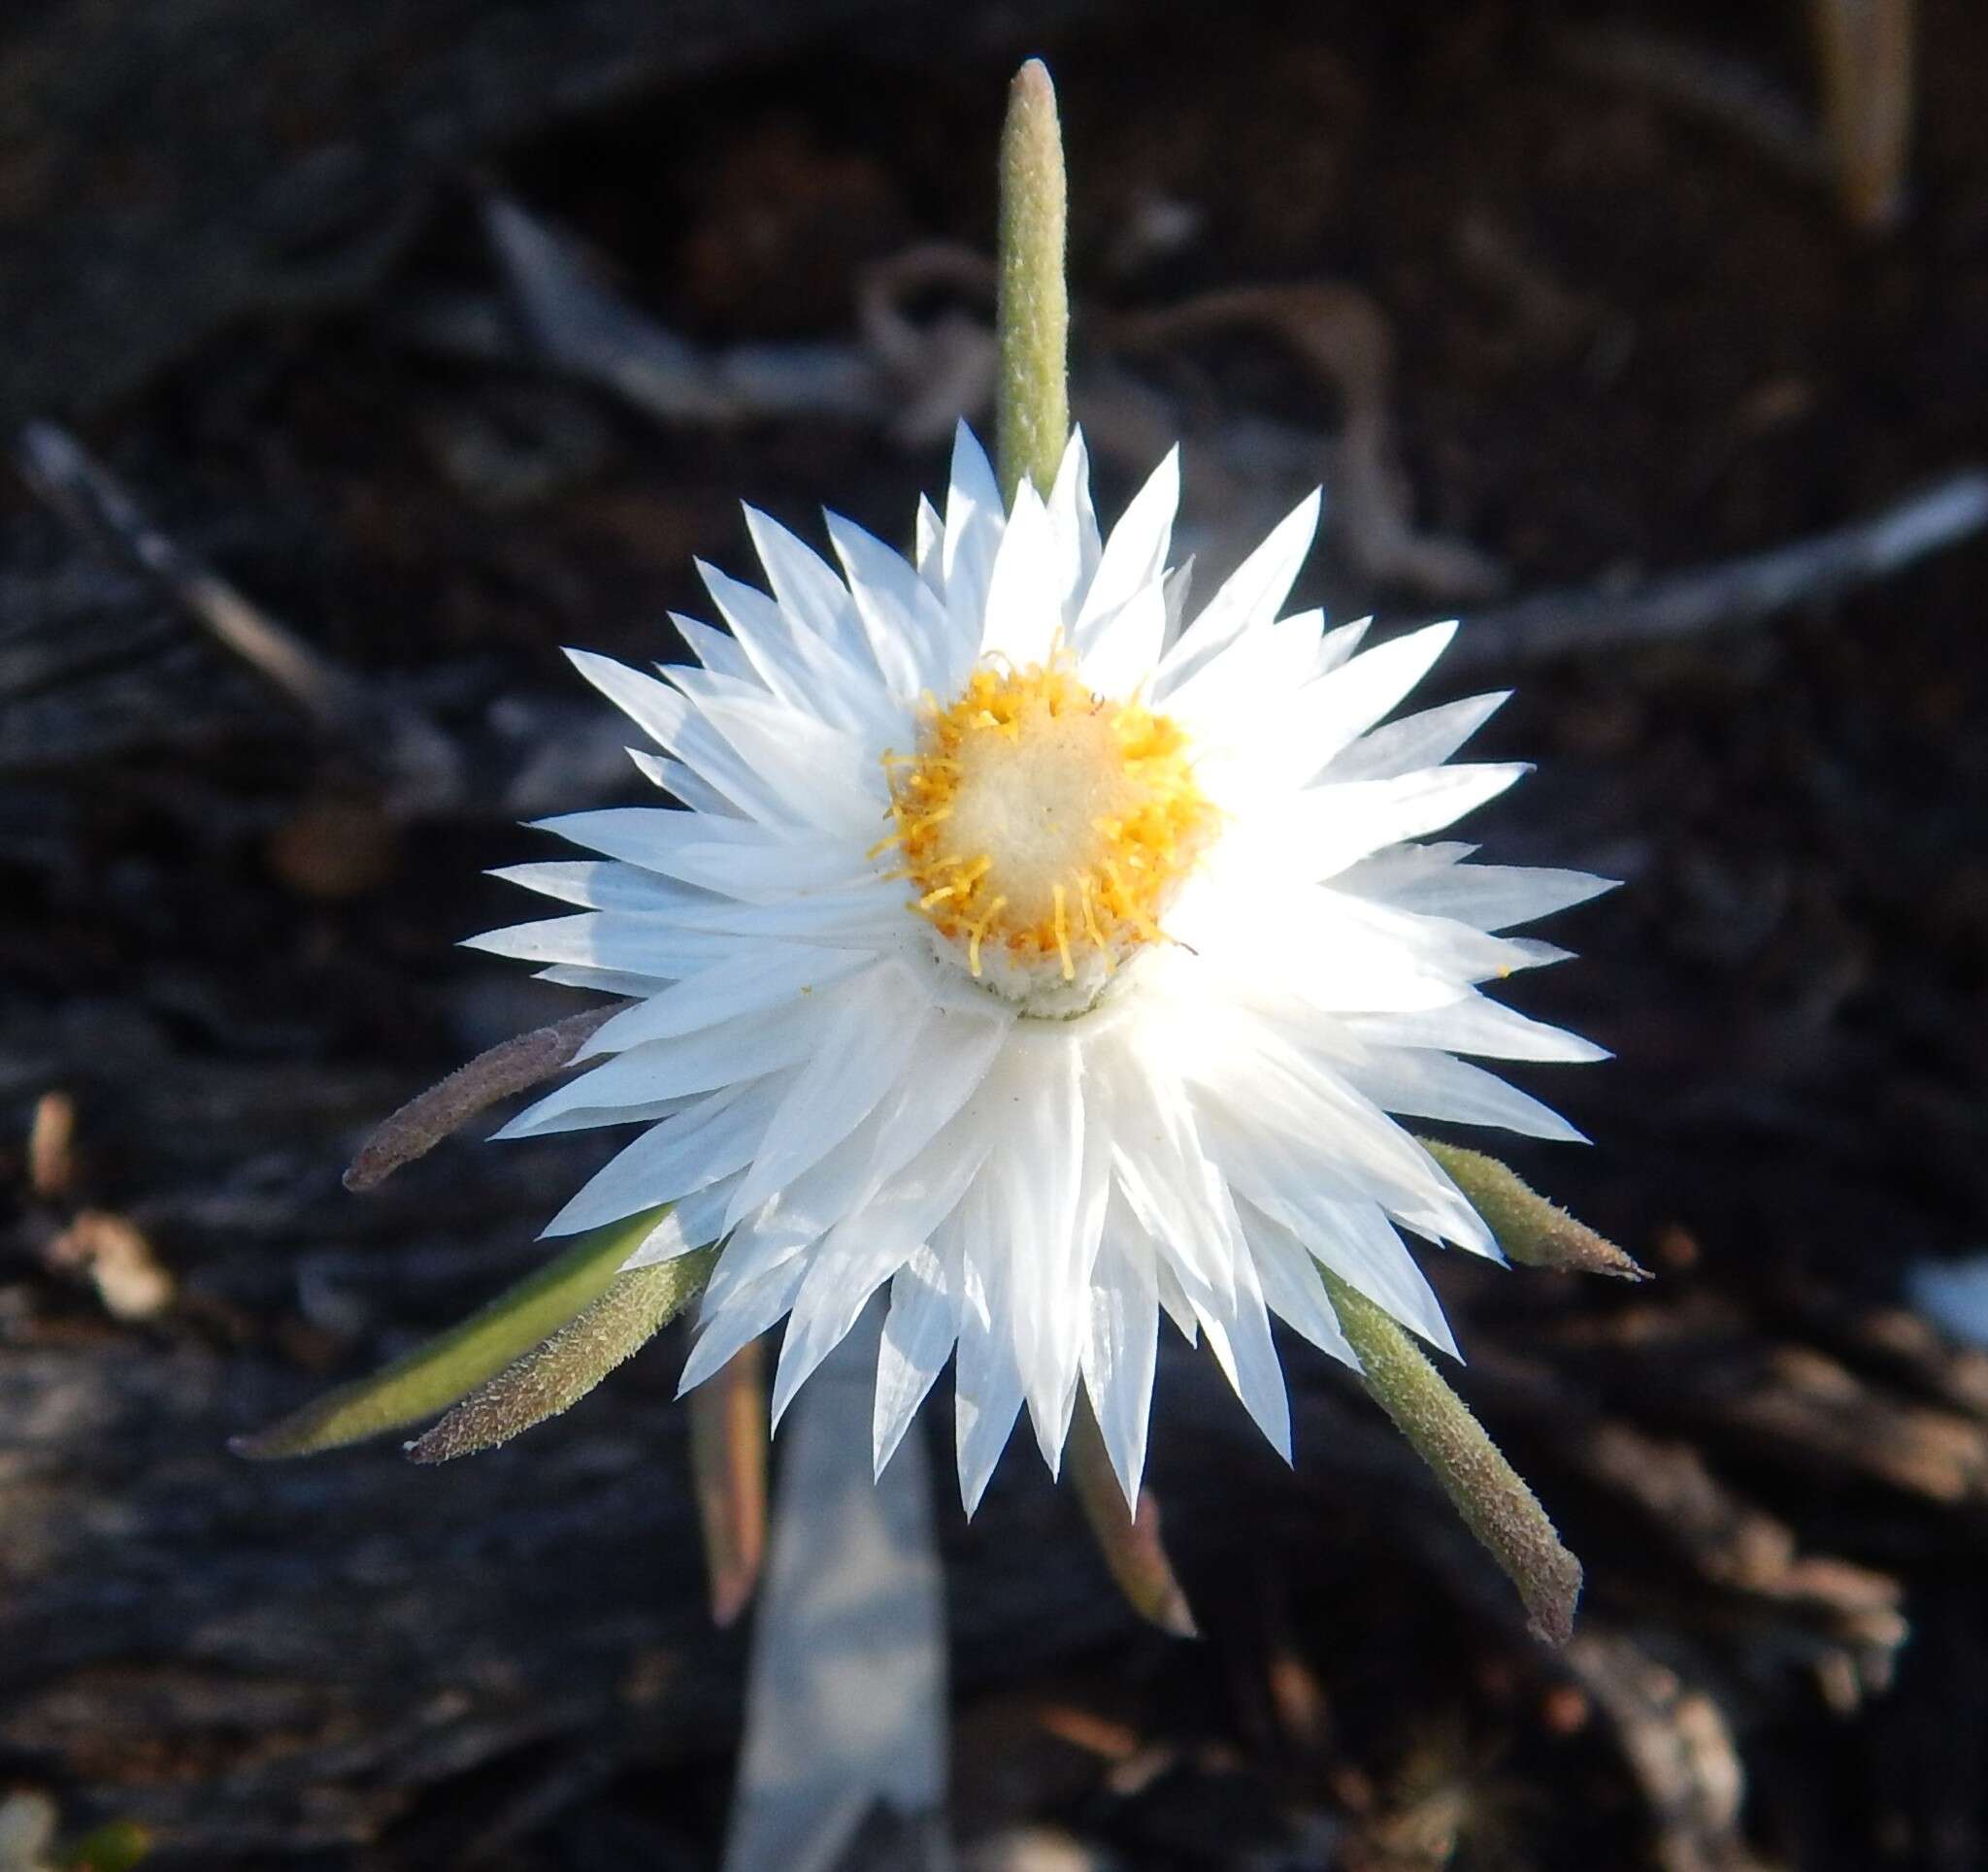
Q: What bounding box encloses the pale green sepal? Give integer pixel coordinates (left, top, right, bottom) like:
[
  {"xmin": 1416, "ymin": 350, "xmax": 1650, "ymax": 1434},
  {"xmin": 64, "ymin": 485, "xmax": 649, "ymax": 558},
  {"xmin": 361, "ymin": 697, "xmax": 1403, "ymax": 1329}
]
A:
[
  {"xmin": 407, "ymin": 1244, "xmax": 718, "ymax": 1463},
  {"xmin": 1419, "ymin": 1138, "xmax": 1647, "ymax": 1280},
  {"xmin": 231, "ymin": 1206, "xmax": 677, "ymax": 1460}
]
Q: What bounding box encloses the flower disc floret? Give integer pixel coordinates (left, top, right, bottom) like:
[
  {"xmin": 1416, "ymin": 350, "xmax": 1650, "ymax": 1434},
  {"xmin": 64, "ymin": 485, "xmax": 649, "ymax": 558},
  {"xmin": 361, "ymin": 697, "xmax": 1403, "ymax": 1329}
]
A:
[{"xmin": 882, "ymin": 653, "xmax": 1216, "ymax": 1013}]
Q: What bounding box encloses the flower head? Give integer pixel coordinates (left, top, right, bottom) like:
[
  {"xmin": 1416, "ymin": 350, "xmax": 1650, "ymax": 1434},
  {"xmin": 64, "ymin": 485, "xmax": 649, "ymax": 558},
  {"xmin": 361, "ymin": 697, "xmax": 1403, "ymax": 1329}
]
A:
[{"xmin": 471, "ymin": 425, "xmax": 1611, "ymax": 1511}]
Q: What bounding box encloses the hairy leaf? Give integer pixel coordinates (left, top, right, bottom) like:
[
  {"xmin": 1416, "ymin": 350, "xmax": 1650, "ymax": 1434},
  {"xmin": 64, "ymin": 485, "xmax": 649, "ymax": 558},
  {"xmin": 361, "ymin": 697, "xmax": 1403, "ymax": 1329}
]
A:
[
  {"xmin": 233, "ymin": 1207, "xmax": 675, "ymax": 1459},
  {"xmin": 408, "ymin": 1245, "xmax": 716, "ymax": 1463}
]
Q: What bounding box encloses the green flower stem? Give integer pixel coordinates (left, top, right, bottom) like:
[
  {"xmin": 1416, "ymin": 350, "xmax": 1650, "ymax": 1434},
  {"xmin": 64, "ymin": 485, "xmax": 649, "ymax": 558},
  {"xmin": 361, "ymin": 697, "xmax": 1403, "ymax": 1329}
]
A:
[
  {"xmin": 1322, "ymin": 1268, "xmax": 1582, "ymax": 1644},
  {"xmin": 408, "ymin": 1245, "xmax": 717, "ymax": 1463},
  {"xmin": 232, "ymin": 1207, "xmax": 679, "ymax": 1459},
  {"xmin": 995, "ymin": 57, "xmax": 1070, "ymax": 503}
]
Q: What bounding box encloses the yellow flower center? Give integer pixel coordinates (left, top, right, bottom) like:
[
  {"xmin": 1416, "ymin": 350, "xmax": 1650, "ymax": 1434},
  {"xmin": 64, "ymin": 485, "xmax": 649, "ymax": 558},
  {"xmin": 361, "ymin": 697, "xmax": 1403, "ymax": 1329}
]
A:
[{"xmin": 879, "ymin": 654, "xmax": 1217, "ymax": 1013}]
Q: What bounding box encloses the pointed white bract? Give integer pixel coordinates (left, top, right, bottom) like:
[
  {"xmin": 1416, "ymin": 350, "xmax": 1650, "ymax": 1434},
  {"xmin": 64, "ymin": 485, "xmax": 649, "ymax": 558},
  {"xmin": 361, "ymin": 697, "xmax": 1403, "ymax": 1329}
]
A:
[{"xmin": 475, "ymin": 424, "xmax": 1612, "ymax": 1510}]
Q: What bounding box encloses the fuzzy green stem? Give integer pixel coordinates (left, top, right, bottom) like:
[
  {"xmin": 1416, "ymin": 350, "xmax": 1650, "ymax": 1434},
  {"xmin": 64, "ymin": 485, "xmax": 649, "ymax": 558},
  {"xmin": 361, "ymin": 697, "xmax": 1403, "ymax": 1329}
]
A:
[
  {"xmin": 1322, "ymin": 1269, "xmax": 1582, "ymax": 1644},
  {"xmin": 995, "ymin": 58, "xmax": 1070, "ymax": 503}
]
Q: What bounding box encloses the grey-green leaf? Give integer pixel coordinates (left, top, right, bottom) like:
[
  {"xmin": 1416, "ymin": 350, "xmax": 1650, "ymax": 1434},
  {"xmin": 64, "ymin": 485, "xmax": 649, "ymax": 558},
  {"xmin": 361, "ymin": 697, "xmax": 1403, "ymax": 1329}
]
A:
[
  {"xmin": 407, "ymin": 1244, "xmax": 717, "ymax": 1463},
  {"xmin": 232, "ymin": 1207, "xmax": 677, "ymax": 1460},
  {"xmin": 1420, "ymin": 1138, "xmax": 1647, "ymax": 1280},
  {"xmin": 1323, "ymin": 1267, "xmax": 1583, "ymax": 1644}
]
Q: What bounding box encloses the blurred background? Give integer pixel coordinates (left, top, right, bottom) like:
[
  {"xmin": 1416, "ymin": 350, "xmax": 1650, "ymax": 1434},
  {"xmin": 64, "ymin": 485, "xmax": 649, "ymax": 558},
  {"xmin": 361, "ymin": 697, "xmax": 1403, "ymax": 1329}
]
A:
[{"xmin": 4, "ymin": 1, "xmax": 1987, "ymax": 1866}]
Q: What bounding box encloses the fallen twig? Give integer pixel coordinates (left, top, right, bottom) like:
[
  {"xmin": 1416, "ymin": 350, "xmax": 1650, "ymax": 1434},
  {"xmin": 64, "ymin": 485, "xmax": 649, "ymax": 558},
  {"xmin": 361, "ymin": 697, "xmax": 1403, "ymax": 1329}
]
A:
[
  {"xmin": 13, "ymin": 421, "xmax": 462, "ymax": 809},
  {"xmin": 1444, "ymin": 468, "xmax": 1988, "ymax": 673}
]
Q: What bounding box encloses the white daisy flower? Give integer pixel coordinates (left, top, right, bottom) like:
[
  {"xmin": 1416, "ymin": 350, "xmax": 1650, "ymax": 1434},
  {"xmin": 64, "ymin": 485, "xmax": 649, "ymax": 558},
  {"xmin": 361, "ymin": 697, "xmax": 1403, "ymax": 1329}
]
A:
[{"xmin": 470, "ymin": 424, "xmax": 1611, "ymax": 1512}]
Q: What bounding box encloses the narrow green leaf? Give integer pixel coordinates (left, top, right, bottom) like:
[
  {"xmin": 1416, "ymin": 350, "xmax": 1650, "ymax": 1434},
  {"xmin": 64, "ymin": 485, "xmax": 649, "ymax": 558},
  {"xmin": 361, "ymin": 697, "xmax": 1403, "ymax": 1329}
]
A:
[
  {"xmin": 1066, "ymin": 1393, "xmax": 1198, "ymax": 1638},
  {"xmin": 995, "ymin": 58, "xmax": 1070, "ymax": 503},
  {"xmin": 408, "ymin": 1246, "xmax": 717, "ymax": 1463},
  {"xmin": 232, "ymin": 1208, "xmax": 676, "ymax": 1460},
  {"xmin": 1419, "ymin": 1138, "xmax": 1647, "ymax": 1280},
  {"xmin": 1323, "ymin": 1267, "xmax": 1583, "ymax": 1644}
]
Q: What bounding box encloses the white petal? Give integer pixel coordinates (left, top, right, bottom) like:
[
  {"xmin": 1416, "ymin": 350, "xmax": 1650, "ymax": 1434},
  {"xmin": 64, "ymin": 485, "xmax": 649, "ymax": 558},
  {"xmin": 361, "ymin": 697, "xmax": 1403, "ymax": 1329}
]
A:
[
  {"xmin": 1154, "ymin": 489, "xmax": 1319, "ymax": 695},
  {"xmin": 769, "ymin": 1231, "xmax": 918, "ymax": 1429},
  {"xmin": 1307, "ymin": 890, "xmax": 1573, "ymax": 990},
  {"xmin": 1227, "ymin": 1142, "xmax": 1463, "ymax": 1357},
  {"xmin": 697, "ymin": 557, "xmax": 885, "ymax": 735},
  {"xmin": 1044, "ymin": 426, "xmax": 1102, "ymax": 616},
  {"xmin": 1280, "ymin": 621, "xmax": 1460, "ymax": 779},
  {"xmin": 742, "ymin": 507, "xmax": 875, "ymax": 673},
  {"xmin": 988, "ymin": 1035, "xmax": 1086, "ymax": 1471},
  {"xmin": 1073, "ymin": 446, "xmax": 1178, "ymax": 640},
  {"xmin": 525, "ymin": 806, "xmax": 850, "ymax": 895},
  {"xmin": 1190, "ymin": 1022, "xmax": 1493, "ymax": 1256},
  {"xmin": 1184, "ymin": 1204, "xmax": 1291, "ymax": 1462},
  {"xmin": 726, "ymin": 968, "xmax": 935, "ymax": 1223},
  {"xmin": 1342, "ymin": 1046, "xmax": 1590, "ymax": 1143},
  {"xmin": 493, "ymin": 982, "xmax": 854, "ymax": 1136},
  {"xmin": 1314, "ymin": 615, "xmax": 1372, "ymax": 675},
  {"xmin": 1075, "ymin": 579, "xmax": 1168, "ymax": 701},
  {"xmin": 979, "ymin": 476, "xmax": 1062, "ymax": 666},
  {"xmin": 630, "ymin": 751, "xmax": 742, "ymax": 818},
  {"xmin": 951, "ymin": 1187, "xmax": 1023, "ymax": 1514},
  {"xmin": 615, "ymin": 1174, "xmax": 744, "ymax": 1269},
  {"xmin": 875, "ymin": 1241, "xmax": 959, "ymax": 1477},
  {"xmin": 914, "ymin": 494, "xmax": 944, "ymax": 594},
  {"xmin": 670, "ymin": 612, "xmax": 761, "ymax": 686},
  {"xmin": 1318, "ymin": 691, "xmax": 1509, "ymax": 784},
  {"xmin": 644, "ymin": 885, "xmax": 903, "ymax": 945},
  {"xmin": 486, "ymin": 860, "xmax": 711, "ymax": 913},
  {"xmin": 1345, "ymin": 995, "xmax": 1611, "ymax": 1064},
  {"xmin": 769, "ymin": 1119, "xmax": 991, "ymax": 1429},
  {"xmin": 1165, "ymin": 608, "xmax": 1326, "ymax": 739},
  {"xmin": 666, "ymin": 681, "xmax": 884, "ymax": 835},
  {"xmin": 1240, "ymin": 1204, "xmax": 1358, "ymax": 1365},
  {"xmin": 1282, "ymin": 764, "xmax": 1532, "ymax": 880},
  {"xmin": 1081, "ymin": 1196, "xmax": 1161, "ymax": 1507},
  {"xmin": 679, "ymin": 1253, "xmax": 809, "ymax": 1395},
  {"xmin": 564, "ymin": 650, "xmax": 795, "ymax": 824},
  {"xmin": 942, "ymin": 421, "xmax": 1005, "ymax": 640},
  {"xmin": 464, "ymin": 910, "xmax": 731, "ymax": 979},
  {"xmin": 1100, "ymin": 1037, "xmax": 1242, "ymax": 1305},
  {"xmin": 812, "ymin": 1000, "xmax": 1013, "ymax": 1215},
  {"xmin": 534, "ymin": 964, "xmax": 677, "ymax": 1002},
  {"xmin": 826, "ymin": 509, "xmax": 954, "ymax": 696},
  {"xmin": 1155, "ymin": 1257, "xmax": 1201, "ymax": 1345},
  {"xmin": 541, "ymin": 1079, "xmax": 781, "ymax": 1235},
  {"xmin": 577, "ymin": 945, "xmax": 871, "ymax": 1059},
  {"xmin": 1354, "ymin": 859, "xmax": 1619, "ymax": 932}
]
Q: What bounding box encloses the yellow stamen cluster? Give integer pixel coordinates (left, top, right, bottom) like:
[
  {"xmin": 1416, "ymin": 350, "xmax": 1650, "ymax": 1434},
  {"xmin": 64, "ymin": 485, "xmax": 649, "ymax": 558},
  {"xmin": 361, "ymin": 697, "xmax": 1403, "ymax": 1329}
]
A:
[{"xmin": 878, "ymin": 653, "xmax": 1215, "ymax": 1004}]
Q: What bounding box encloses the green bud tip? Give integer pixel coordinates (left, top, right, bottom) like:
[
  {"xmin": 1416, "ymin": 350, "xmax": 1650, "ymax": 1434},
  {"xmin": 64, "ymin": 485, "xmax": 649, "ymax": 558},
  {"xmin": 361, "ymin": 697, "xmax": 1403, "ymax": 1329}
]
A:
[{"xmin": 996, "ymin": 57, "xmax": 1070, "ymax": 504}]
